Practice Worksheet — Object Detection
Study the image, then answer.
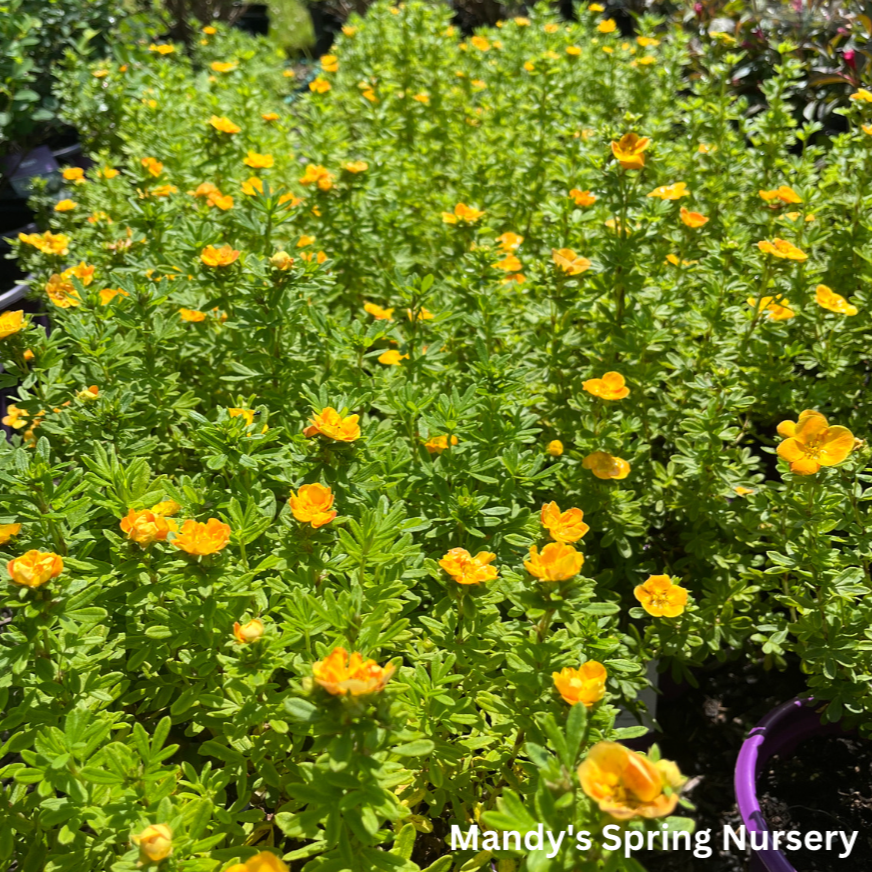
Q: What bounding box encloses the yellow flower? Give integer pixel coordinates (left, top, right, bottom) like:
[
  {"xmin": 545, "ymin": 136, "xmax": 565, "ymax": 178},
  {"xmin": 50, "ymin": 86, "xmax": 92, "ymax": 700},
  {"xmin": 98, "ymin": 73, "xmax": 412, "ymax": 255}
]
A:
[
  {"xmin": 297, "ymin": 235, "xmax": 316, "ymax": 248},
  {"xmin": 496, "ymin": 232, "xmax": 523, "ymax": 252},
  {"xmin": 638, "ymin": 55, "xmax": 657, "ymax": 65},
  {"xmin": 492, "ymin": 254, "xmax": 522, "ymax": 272},
  {"xmin": 413, "ymin": 93, "xmax": 430, "ymax": 105},
  {"xmin": 850, "ymin": 88, "xmax": 872, "ymax": 102},
  {"xmin": 746, "ymin": 296, "xmax": 795, "ymax": 321},
  {"xmin": 634, "ymin": 574, "xmax": 688, "ymax": 617},
  {"xmin": 423, "ymin": 434, "xmax": 458, "ymax": 454},
  {"xmin": 244, "ymin": 151, "xmax": 274, "ymax": 168},
  {"xmin": 54, "ymin": 199, "xmax": 77, "ymax": 212},
  {"xmin": 262, "ymin": 111, "xmax": 280, "ymax": 122},
  {"xmin": 320, "ymin": 54, "xmax": 339, "ymax": 72},
  {"xmin": 228, "ymin": 407, "xmax": 256, "ymax": 427},
  {"xmin": 76, "ymin": 384, "xmax": 99, "ymax": 402},
  {"xmin": 540, "ymin": 502, "xmax": 589, "ymax": 544},
  {"xmin": 210, "ymin": 115, "xmax": 241, "ymax": 134},
  {"xmin": 233, "ymin": 619, "xmax": 264, "ymax": 644},
  {"xmin": 442, "ymin": 203, "xmax": 485, "ymax": 224},
  {"xmin": 543, "ymin": 23, "xmax": 559, "ymax": 33},
  {"xmin": 525, "ymin": 542, "xmax": 584, "ymax": 581},
  {"xmin": 566, "ymin": 45, "xmax": 582, "ymax": 56},
  {"xmin": 552, "ymin": 248, "xmax": 591, "ymax": 275},
  {"xmin": 0, "ymin": 310, "xmax": 24, "ymax": 340},
  {"xmin": 62, "ymin": 167, "xmax": 85, "ymax": 183},
  {"xmin": 863, "ymin": 124, "xmax": 872, "ymax": 135},
  {"xmin": 582, "ymin": 371, "xmax": 629, "ymax": 400},
  {"xmin": 610, "ymin": 132, "xmax": 650, "ymax": 170},
  {"xmin": 759, "ymin": 185, "xmax": 802, "ymax": 205},
  {"xmin": 45, "ymin": 274, "xmax": 81, "ymax": 308},
  {"xmin": 342, "ymin": 25, "xmax": 357, "ymax": 36},
  {"xmin": 171, "ymin": 518, "xmax": 231, "ymax": 555},
  {"xmin": 203, "ymin": 25, "xmax": 217, "ymax": 34},
  {"xmin": 148, "ymin": 184, "xmax": 177, "ymax": 198},
  {"xmin": 776, "ymin": 410, "xmax": 854, "ymax": 475},
  {"xmin": 582, "ymin": 451, "xmax": 630, "ymax": 480},
  {"xmin": 814, "ymin": 284, "xmax": 858, "ymax": 316},
  {"xmin": 141, "ymin": 157, "xmax": 163, "ymax": 177},
  {"xmin": 2, "ymin": 404, "xmax": 28, "ymax": 429},
  {"xmin": 364, "ymin": 302, "xmax": 394, "ymax": 320},
  {"xmin": 310, "ymin": 77, "xmax": 332, "ymax": 93},
  {"xmin": 471, "ymin": 35, "xmax": 491, "ymax": 51},
  {"xmin": 408, "ymin": 307, "xmax": 434, "ymax": 321},
  {"xmin": 590, "ymin": 3, "xmax": 605, "ymax": 10},
  {"xmin": 120, "ymin": 509, "xmax": 175, "ymax": 547},
  {"xmin": 18, "ymin": 230, "xmax": 70, "ymax": 255},
  {"xmin": 299, "ymin": 164, "xmax": 334, "ymax": 191},
  {"xmin": 637, "ymin": 35, "xmax": 660, "ymax": 47},
  {"xmin": 289, "ymin": 483, "xmax": 337, "ymax": 528},
  {"xmin": 269, "ymin": 251, "xmax": 295, "ymax": 270},
  {"xmin": 569, "ymin": 189, "xmax": 596, "ymax": 206},
  {"xmin": 209, "ymin": 192, "xmax": 233, "ymax": 210},
  {"xmin": 579, "ymin": 743, "xmax": 685, "ymax": 820},
  {"xmin": 151, "ymin": 500, "xmax": 181, "ymax": 516},
  {"xmin": 241, "ymin": 176, "xmax": 264, "ymax": 195},
  {"xmin": 149, "ymin": 43, "xmax": 175, "ymax": 54},
  {"xmin": 362, "ymin": 88, "xmax": 378, "ymax": 102},
  {"xmin": 179, "ymin": 308, "xmax": 206, "ymax": 322},
  {"xmin": 757, "ymin": 238, "xmax": 807, "ymax": 261},
  {"xmin": 597, "ymin": 18, "xmax": 617, "ymax": 33},
  {"xmin": 547, "ymin": 439, "xmax": 564, "ymax": 457},
  {"xmin": 7, "ymin": 550, "xmax": 63, "ymax": 588},
  {"xmin": 679, "ymin": 206, "xmax": 708, "ymax": 228},
  {"xmin": 378, "ymin": 349, "xmax": 408, "ymax": 365},
  {"xmin": 304, "ymin": 407, "xmax": 361, "ymax": 442},
  {"xmin": 312, "ymin": 647, "xmax": 395, "ymax": 696},
  {"xmin": 647, "ymin": 182, "xmax": 688, "ymax": 200},
  {"xmin": 553, "ymin": 661, "xmax": 607, "ymax": 707},
  {"xmin": 0, "ymin": 523, "xmax": 21, "ymax": 544},
  {"xmin": 439, "ymin": 547, "xmax": 498, "ymax": 585},
  {"xmin": 734, "ymin": 486, "xmax": 755, "ymax": 497},
  {"xmin": 132, "ymin": 824, "xmax": 173, "ymax": 863},
  {"xmin": 201, "ymin": 244, "xmax": 240, "ymax": 267},
  {"xmin": 514, "ymin": 16, "xmax": 530, "ymax": 25},
  {"xmin": 343, "ymin": 160, "xmax": 369, "ymax": 173},
  {"xmin": 211, "ymin": 61, "xmax": 237, "ymax": 72}
]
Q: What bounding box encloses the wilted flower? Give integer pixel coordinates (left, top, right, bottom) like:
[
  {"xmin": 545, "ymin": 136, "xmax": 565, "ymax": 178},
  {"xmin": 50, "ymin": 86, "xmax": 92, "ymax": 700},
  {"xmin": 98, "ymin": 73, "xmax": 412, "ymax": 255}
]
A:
[
  {"xmin": 312, "ymin": 647, "xmax": 395, "ymax": 696},
  {"xmin": 172, "ymin": 519, "xmax": 231, "ymax": 555},
  {"xmin": 289, "ymin": 483, "xmax": 337, "ymax": 528},
  {"xmin": 776, "ymin": 410, "xmax": 854, "ymax": 475},
  {"xmin": 364, "ymin": 302, "xmax": 394, "ymax": 320},
  {"xmin": 233, "ymin": 619, "xmax": 264, "ymax": 644},
  {"xmin": 132, "ymin": 824, "xmax": 173, "ymax": 863},
  {"xmin": 244, "ymin": 151, "xmax": 274, "ymax": 168},
  {"xmin": 442, "ymin": 203, "xmax": 485, "ymax": 224},
  {"xmin": 210, "ymin": 115, "xmax": 241, "ymax": 134},
  {"xmin": 0, "ymin": 310, "xmax": 24, "ymax": 340},
  {"xmin": 525, "ymin": 542, "xmax": 584, "ymax": 581},
  {"xmin": 648, "ymin": 182, "xmax": 688, "ymax": 200},
  {"xmin": 201, "ymin": 244, "xmax": 240, "ymax": 267},
  {"xmin": 546, "ymin": 439, "xmax": 564, "ymax": 457},
  {"xmin": 424, "ymin": 434, "xmax": 458, "ymax": 454},
  {"xmin": 552, "ymin": 248, "xmax": 591, "ymax": 275},
  {"xmin": 757, "ymin": 238, "xmax": 807, "ymax": 261},
  {"xmin": 634, "ymin": 574, "xmax": 688, "ymax": 617},
  {"xmin": 747, "ymin": 296, "xmax": 795, "ymax": 321},
  {"xmin": 439, "ymin": 547, "xmax": 498, "ymax": 585},
  {"xmin": 815, "ymin": 284, "xmax": 858, "ymax": 316},
  {"xmin": 120, "ymin": 509, "xmax": 175, "ymax": 547},
  {"xmin": 582, "ymin": 371, "xmax": 629, "ymax": 400},
  {"xmin": 7, "ymin": 550, "xmax": 63, "ymax": 588},
  {"xmin": 553, "ymin": 661, "xmax": 607, "ymax": 706},
  {"xmin": 679, "ymin": 207, "xmax": 708, "ymax": 228},
  {"xmin": 611, "ymin": 133, "xmax": 650, "ymax": 169},
  {"xmin": 304, "ymin": 407, "xmax": 361, "ymax": 442},
  {"xmin": 540, "ymin": 502, "xmax": 589, "ymax": 543},
  {"xmin": 582, "ymin": 451, "xmax": 630, "ymax": 479}
]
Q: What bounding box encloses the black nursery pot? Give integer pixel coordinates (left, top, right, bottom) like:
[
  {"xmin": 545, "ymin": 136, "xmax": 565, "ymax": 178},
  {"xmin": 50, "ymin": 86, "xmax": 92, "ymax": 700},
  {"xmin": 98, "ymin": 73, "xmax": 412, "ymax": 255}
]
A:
[
  {"xmin": 307, "ymin": 2, "xmax": 343, "ymax": 56},
  {"xmin": 233, "ymin": 3, "xmax": 270, "ymax": 36}
]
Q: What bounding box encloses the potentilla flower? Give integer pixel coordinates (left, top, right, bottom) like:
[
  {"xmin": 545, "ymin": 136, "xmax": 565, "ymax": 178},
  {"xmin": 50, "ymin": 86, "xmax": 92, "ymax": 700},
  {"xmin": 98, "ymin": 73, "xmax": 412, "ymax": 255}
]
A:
[
  {"xmin": 76, "ymin": 385, "xmax": 99, "ymax": 402},
  {"xmin": 225, "ymin": 855, "xmax": 289, "ymax": 872},
  {"xmin": 597, "ymin": 18, "xmax": 617, "ymax": 33},
  {"xmin": 62, "ymin": 167, "xmax": 85, "ymax": 184},
  {"xmin": 552, "ymin": 248, "xmax": 591, "ymax": 275},
  {"xmin": 210, "ymin": 115, "xmax": 241, "ymax": 134},
  {"xmin": 471, "ymin": 35, "xmax": 491, "ymax": 51},
  {"xmin": 850, "ymin": 88, "xmax": 872, "ymax": 102},
  {"xmin": 579, "ymin": 742, "xmax": 685, "ymax": 820},
  {"xmin": 496, "ymin": 232, "xmax": 523, "ymax": 251},
  {"xmin": 241, "ymin": 176, "xmax": 264, "ymax": 196},
  {"xmin": 734, "ymin": 486, "xmax": 755, "ymax": 497},
  {"xmin": 540, "ymin": 502, "xmax": 589, "ymax": 543},
  {"xmin": 343, "ymin": 24, "xmax": 357, "ymax": 35},
  {"xmin": 244, "ymin": 151, "xmax": 274, "ymax": 168},
  {"xmin": 149, "ymin": 43, "xmax": 175, "ymax": 54},
  {"xmin": 269, "ymin": 251, "xmax": 295, "ymax": 270},
  {"xmin": 309, "ymin": 77, "xmax": 331, "ymax": 93},
  {"xmin": 120, "ymin": 509, "xmax": 175, "ymax": 547},
  {"xmin": 320, "ymin": 53, "xmax": 339, "ymax": 72},
  {"xmin": 312, "ymin": 647, "xmax": 395, "ymax": 696},
  {"xmin": 547, "ymin": 439, "xmax": 564, "ymax": 457},
  {"xmin": 378, "ymin": 349, "xmax": 408, "ymax": 365},
  {"xmin": 553, "ymin": 661, "xmax": 607, "ymax": 706},
  {"xmin": 190, "ymin": 182, "xmax": 219, "ymax": 198},
  {"xmin": 171, "ymin": 518, "xmax": 231, "ymax": 555},
  {"xmin": 299, "ymin": 164, "xmax": 334, "ymax": 190},
  {"xmin": 776, "ymin": 410, "xmax": 854, "ymax": 475},
  {"xmin": 18, "ymin": 230, "xmax": 70, "ymax": 256},
  {"xmin": 304, "ymin": 407, "xmax": 361, "ymax": 442},
  {"xmin": 148, "ymin": 184, "xmax": 177, "ymax": 198},
  {"xmin": 364, "ymin": 302, "xmax": 394, "ymax": 320},
  {"xmin": 424, "ymin": 434, "xmax": 458, "ymax": 454},
  {"xmin": 746, "ymin": 296, "xmax": 795, "ymax": 321},
  {"xmin": 514, "ymin": 16, "xmax": 530, "ymax": 25},
  {"xmin": 0, "ymin": 524, "xmax": 21, "ymax": 544},
  {"xmin": 647, "ymin": 182, "xmax": 688, "ymax": 200},
  {"xmin": 179, "ymin": 308, "xmax": 207, "ymax": 322},
  {"xmin": 151, "ymin": 500, "xmax": 181, "ymax": 516},
  {"xmin": 209, "ymin": 192, "xmax": 233, "ymax": 210},
  {"xmin": 200, "ymin": 244, "xmax": 240, "ymax": 267},
  {"xmin": 211, "ymin": 61, "xmax": 237, "ymax": 72},
  {"xmin": 492, "ymin": 254, "xmax": 522, "ymax": 272},
  {"xmin": 289, "ymin": 483, "xmax": 337, "ymax": 528},
  {"xmin": 569, "ymin": 189, "xmax": 596, "ymax": 206},
  {"xmin": 759, "ymin": 185, "xmax": 801, "ymax": 204},
  {"xmin": 757, "ymin": 238, "xmax": 807, "ymax": 261},
  {"xmin": 141, "ymin": 157, "xmax": 163, "ymax": 177},
  {"xmin": 679, "ymin": 207, "xmax": 708, "ymax": 228},
  {"xmin": 815, "ymin": 284, "xmax": 858, "ymax": 315},
  {"xmin": 439, "ymin": 547, "xmax": 498, "ymax": 585},
  {"xmin": 408, "ymin": 307, "xmax": 434, "ymax": 321},
  {"xmin": 262, "ymin": 111, "xmax": 280, "ymax": 122},
  {"xmin": 582, "ymin": 371, "xmax": 629, "ymax": 400},
  {"xmin": 7, "ymin": 550, "xmax": 63, "ymax": 588},
  {"xmin": 2, "ymin": 404, "xmax": 28, "ymax": 429},
  {"xmin": 203, "ymin": 25, "xmax": 217, "ymax": 34},
  {"xmin": 413, "ymin": 93, "xmax": 430, "ymax": 104},
  {"xmin": 228, "ymin": 407, "xmax": 256, "ymax": 426},
  {"xmin": 54, "ymin": 199, "xmax": 77, "ymax": 212},
  {"xmin": 525, "ymin": 542, "xmax": 584, "ymax": 581},
  {"xmin": 45, "ymin": 274, "xmax": 81, "ymax": 308},
  {"xmin": 567, "ymin": 45, "xmax": 582, "ymax": 56},
  {"xmin": 582, "ymin": 451, "xmax": 630, "ymax": 479},
  {"xmin": 343, "ymin": 160, "xmax": 369, "ymax": 173},
  {"xmin": 233, "ymin": 618, "xmax": 264, "ymax": 644},
  {"xmin": 0, "ymin": 310, "xmax": 24, "ymax": 340},
  {"xmin": 442, "ymin": 203, "xmax": 485, "ymax": 224},
  {"xmin": 132, "ymin": 824, "xmax": 173, "ymax": 863},
  {"xmin": 634, "ymin": 574, "xmax": 688, "ymax": 617},
  {"xmin": 611, "ymin": 132, "xmax": 650, "ymax": 169}
]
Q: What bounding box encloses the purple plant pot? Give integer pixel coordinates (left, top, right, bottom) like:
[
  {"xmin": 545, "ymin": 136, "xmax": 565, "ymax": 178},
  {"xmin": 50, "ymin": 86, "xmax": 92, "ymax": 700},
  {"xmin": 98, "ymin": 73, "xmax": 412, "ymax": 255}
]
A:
[{"xmin": 734, "ymin": 695, "xmax": 844, "ymax": 872}]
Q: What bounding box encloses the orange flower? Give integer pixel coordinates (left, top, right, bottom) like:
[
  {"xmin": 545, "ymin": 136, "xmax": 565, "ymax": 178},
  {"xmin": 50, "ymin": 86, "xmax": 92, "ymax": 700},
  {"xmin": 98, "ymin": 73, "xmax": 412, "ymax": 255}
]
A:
[
  {"xmin": 209, "ymin": 192, "xmax": 234, "ymax": 210},
  {"xmin": 439, "ymin": 547, "xmax": 498, "ymax": 585},
  {"xmin": 524, "ymin": 542, "xmax": 584, "ymax": 581},
  {"xmin": 45, "ymin": 274, "xmax": 81, "ymax": 308},
  {"xmin": 343, "ymin": 160, "xmax": 369, "ymax": 173},
  {"xmin": 582, "ymin": 451, "xmax": 630, "ymax": 480},
  {"xmin": 553, "ymin": 661, "xmax": 607, "ymax": 707},
  {"xmin": 343, "ymin": 25, "xmax": 357, "ymax": 36},
  {"xmin": 471, "ymin": 35, "xmax": 491, "ymax": 51},
  {"xmin": 211, "ymin": 61, "xmax": 237, "ymax": 72},
  {"xmin": 309, "ymin": 77, "xmax": 332, "ymax": 93},
  {"xmin": 413, "ymin": 93, "xmax": 430, "ymax": 104},
  {"xmin": 364, "ymin": 302, "xmax": 394, "ymax": 320},
  {"xmin": 647, "ymin": 182, "xmax": 688, "ymax": 200},
  {"xmin": 776, "ymin": 410, "xmax": 854, "ymax": 475},
  {"xmin": 757, "ymin": 238, "xmax": 807, "ymax": 261},
  {"xmin": 132, "ymin": 824, "xmax": 173, "ymax": 863},
  {"xmin": 546, "ymin": 439, "xmax": 564, "ymax": 457},
  {"xmin": 262, "ymin": 111, "xmax": 280, "ymax": 122},
  {"xmin": 815, "ymin": 284, "xmax": 858, "ymax": 316},
  {"xmin": 582, "ymin": 371, "xmax": 629, "ymax": 400},
  {"xmin": 514, "ymin": 16, "xmax": 530, "ymax": 25},
  {"xmin": 610, "ymin": 132, "xmax": 650, "ymax": 170},
  {"xmin": 378, "ymin": 349, "xmax": 408, "ymax": 365},
  {"xmin": 569, "ymin": 189, "xmax": 597, "ymax": 207},
  {"xmin": 120, "ymin": 509, "xmax": 175, "ymax": 547},
  {"xmin": 233, "ymin": 619, "xmax": 265, "ymax": 644},
  {"xmin": 497, "ymin": 231, "xmax": 523, "ymax": 251},
  {"xmin": 312, "ymin": 647, "xmax": 395, "ymax": 696},
  {"xmin": 540, "ymin": 502, "xmax": 589, "ymax": 544},
  {"xmin": 76, "ymin": 385, "xmax": 99, "ymax": 402},
  {"xmin": 19, "ymin": 230, "xmax": 70, "ymax": 255},
  {"xmin": 0, "ymin": 310, "xmax": 24, "ymax": 340},
  {"xmin": 241, "ymin": 176, "xmax": 264, "ymax": 196},
  {"xmin": 201, "ymin": 244, "xmax": 240, "ymax": 267},
  {"xmin": 579, "ymin": 742, "xmax": 685, "ymax": 820},
  {"xmin": 148, "ymin": 184, "xmax": 177, "ymax": 198},
  {"xmin": 171, "ymin": 518, "xmax": 231, "ymax": 555},
  {"xmin": 759, "ymin": 185, "xmax": 801, "ymax": 205},
  {"xmin": 289, "ymin": 483, "xmax": 337, "ymax": 528},
  {"xmin": 552, "ymin": 248, "xmax": 591, "ymax": 275},
  {"xmin": 7, "ymin": 550, "xmax": 63, "ymax": 588},
  {"xmin": 54, "ymin": 199, "xmax": 77, "ymax": 212},
  {"xmin": 62, "ymin": 167, "xmax": 85, "ymax": 184},
  {"xmin": 299, "ymin": 164, "xmax": 334, "ymax": 191},
  {"xmin": 634, "ymin": 574, "xmax": 688, "ymax": 617},
  {"xmin": 746, "ymin": 296, "xmax": 795, "ymax": 321},
  {"xmin": 179, "ymin": 308, "xmax": 206, "ymax": 322},
  {"xmin": 424, "ymin": 434, "xmax": 458, "ymax": 454},
  {"xmin": 244, "ymin": 151, "xmax": 274, "ymax": 169},
  {"xmin": 679, "ymin": 206, "xmax": 708, "ymax": 228},
  {"xmin": 141, "ymin": 157, "xmax": 163, "ymax": 177},
  {"xmin": 210, "ymin": 115, "xmax": 241, "ymax": 134},
  {"xmin": 304, "ymin": 407, "xmax": 361, "ymax": 442},
  {"xmin": 2, "ymin": 404, "xmax": 28, "ymax": 429},
  {"xmin": 0, "ymin": 523, "xmax": 21, "ymax": 544},
  {"xmin": 492, "ymin": 254, "xmax": 522, "ymax": 272},
  {"xmin": 442, "ymin": 203, "xmax": 485, "ymax": 224}
]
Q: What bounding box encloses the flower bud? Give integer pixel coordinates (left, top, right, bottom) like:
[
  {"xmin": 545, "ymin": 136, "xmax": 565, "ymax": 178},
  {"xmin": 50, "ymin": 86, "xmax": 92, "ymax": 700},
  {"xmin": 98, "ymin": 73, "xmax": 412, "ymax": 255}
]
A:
[
  {"xmin": 233, "ymin": 619, "xmax": 264, "ymax": 644},
  {"xmin": 269, "ymin": 250, "xmax": 295, "ymax": 270},
  {"xmin": 132, "ymin": 823, "xmax": 173, "ymax": 864}
]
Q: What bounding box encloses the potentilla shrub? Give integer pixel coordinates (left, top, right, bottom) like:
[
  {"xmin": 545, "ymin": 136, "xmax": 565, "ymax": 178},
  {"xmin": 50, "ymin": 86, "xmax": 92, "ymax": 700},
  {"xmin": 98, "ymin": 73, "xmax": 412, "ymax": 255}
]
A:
[{"xmin": 2, "ymin": 1, "xmax": 872, "ymax": 870}]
